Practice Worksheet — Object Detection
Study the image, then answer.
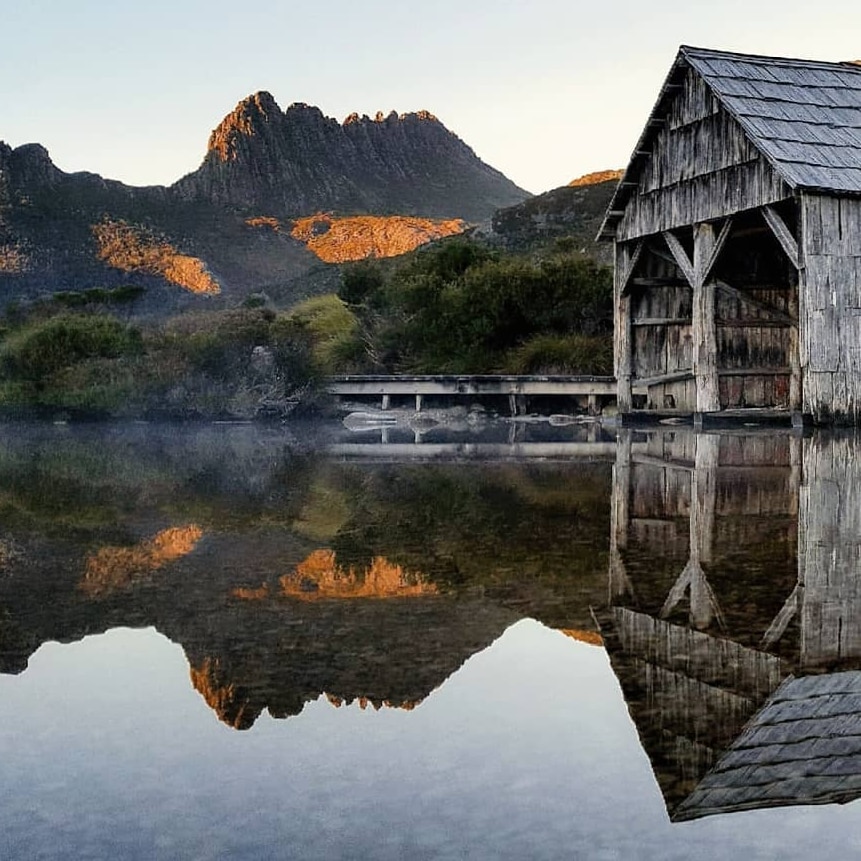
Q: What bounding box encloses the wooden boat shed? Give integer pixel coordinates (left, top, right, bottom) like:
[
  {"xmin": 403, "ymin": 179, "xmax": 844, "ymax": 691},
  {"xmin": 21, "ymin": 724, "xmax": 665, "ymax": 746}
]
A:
[{"xmin": 599, "ymin": 46, "xmax": 861, "ymax": 424}]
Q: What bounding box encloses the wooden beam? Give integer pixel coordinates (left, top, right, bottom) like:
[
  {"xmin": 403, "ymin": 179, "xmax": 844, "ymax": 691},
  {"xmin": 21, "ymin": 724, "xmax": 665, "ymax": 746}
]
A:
[
  {"xmin": 635, "ymin": 370, "xmax": 694, "ymax": 387},
  {"xmin": 762, "ymin": 205, "xmax": 800, "ymax": 270},
  {"xmin": 762, "ymin": 583, "xmax": 803, "ymax": 648},
  {"xmin": 631, "ymin": 317, "xmax": 692, "ymax": 327},
  {"xmin": 715, "ymin": 280, "xmax": 796, "ymax": 325},
  {"xmin": 646, "ymin": 245, "xmax": 680, "ymax": 268},
  {"xmin": 662, "ymin": 231, "xmax": 695, "ymax": 288},
  {"xmin": 715, "ymin": 318, "xmax": 793, "ymax": 329},
  {"xmin": 630, "ymin": 277, "xmax": 689, "ymax": 288},
  {"xmin": 618, "ymin": 239, "xmax": 644, "ymax": 295},
  {"xmin": 717, "ymin": 367, "xmax": 791, "ymax": 376},
  {"xmin": 700, "ymin": 217, "xmax": 733, "ymax": 284}
]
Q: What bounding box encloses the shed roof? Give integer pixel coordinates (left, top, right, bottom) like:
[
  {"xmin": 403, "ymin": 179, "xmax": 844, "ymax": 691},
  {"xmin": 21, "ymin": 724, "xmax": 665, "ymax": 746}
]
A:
[
  {"xmin": 673, "ymin": 670, "xmax": 861, "ymax": 821},
  {"xmin": 600, "ymin": 46, "xmax": 861, "ymax": 240}
]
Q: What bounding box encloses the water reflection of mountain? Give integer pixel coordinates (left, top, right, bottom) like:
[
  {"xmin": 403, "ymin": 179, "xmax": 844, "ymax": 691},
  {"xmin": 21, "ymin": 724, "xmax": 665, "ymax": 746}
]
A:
[
  {"xmin": 598, "ymin": 429, "xmax": 861, "ymax": 821},
  {"xmin": 0, "ymin": 422, "xmax": 610, "ymax": 728}
]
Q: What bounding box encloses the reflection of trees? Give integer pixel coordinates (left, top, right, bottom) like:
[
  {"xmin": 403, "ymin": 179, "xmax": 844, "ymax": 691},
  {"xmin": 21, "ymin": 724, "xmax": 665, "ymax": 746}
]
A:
[
  {"xmin": 0, "ymin": 426, "xmax": 615, "ymax": 732},
  {"xmin": 321, "ymin": 462, "xmax": 611, "ymax": 629},
  {"xmin": 0, "ymin": 423, "xmax": 317, "ymax": 538}
]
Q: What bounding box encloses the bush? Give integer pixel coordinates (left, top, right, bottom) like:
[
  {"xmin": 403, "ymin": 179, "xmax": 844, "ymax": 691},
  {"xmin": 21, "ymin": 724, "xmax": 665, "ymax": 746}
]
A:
[
  {"xmin": 284, "ymin": 294, "xmax": 364, "ymax": 375},
  {"xmin": 336, "ymin": 238, "xmax": 613, "ymax": 374},
  {"xmin": 0, "ymin": 314, "xmax": 141, "ymax": 383},
  {"xmin": 504, "ymin": 334, "xmax": 613, "ymax": 375}
]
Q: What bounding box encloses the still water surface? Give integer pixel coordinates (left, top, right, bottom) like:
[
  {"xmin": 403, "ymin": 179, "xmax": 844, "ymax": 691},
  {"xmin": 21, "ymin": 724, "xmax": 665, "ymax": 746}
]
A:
[{"xmin": 1, "ymin": 421, "xmax": 860, "ymax": 859}]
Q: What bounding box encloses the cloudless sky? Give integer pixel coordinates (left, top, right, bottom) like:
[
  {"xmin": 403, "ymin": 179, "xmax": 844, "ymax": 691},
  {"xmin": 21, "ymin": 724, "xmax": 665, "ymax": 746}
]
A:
[{"xmin": 2, "ymin": 0, "xmax": 861, "ymax": 195}]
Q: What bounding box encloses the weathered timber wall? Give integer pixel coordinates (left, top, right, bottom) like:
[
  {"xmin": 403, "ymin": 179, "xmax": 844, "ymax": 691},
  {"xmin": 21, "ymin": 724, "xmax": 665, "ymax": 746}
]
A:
[
  {"xmin": 616, "ymin": 68, "xmax": 792, "ymax": 242},
  {"xmin": 801, "ymin": 194, "xmax": 861, "ymax": 422},
  {"xmin": 716, "ymin": 284, "xmax": 794, "ymax": 408},
  {"xmin": 799, "ymin": 434, "xmax": 861, "ymax": 668}
]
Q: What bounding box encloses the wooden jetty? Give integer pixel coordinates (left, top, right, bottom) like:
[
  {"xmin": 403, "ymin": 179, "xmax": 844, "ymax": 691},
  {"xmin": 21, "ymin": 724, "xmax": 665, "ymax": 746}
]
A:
[
  {"xmin": 600, "ymin": 46, "xmax": 861, "ymax": 425},
  {"xmin": 326, "ymin": 374, "xmax": 621, "ymax": 416}
]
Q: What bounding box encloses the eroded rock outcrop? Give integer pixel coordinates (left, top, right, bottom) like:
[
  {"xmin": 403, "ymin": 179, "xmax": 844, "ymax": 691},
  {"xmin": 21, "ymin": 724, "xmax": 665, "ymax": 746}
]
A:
[{"xmin": 174, "ymin": 92, "xmax": 528, "ymax": 221}]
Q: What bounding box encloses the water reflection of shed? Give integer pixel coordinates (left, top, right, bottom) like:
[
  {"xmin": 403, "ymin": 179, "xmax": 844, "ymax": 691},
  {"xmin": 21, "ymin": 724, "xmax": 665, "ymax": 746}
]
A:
[
  {"xmin": 599, "ymin": 430, "xmax": 861, "ymax": 819},
  {"xmin": 600, "ymin": 47, "xmax": 861, "ymax": 424}
]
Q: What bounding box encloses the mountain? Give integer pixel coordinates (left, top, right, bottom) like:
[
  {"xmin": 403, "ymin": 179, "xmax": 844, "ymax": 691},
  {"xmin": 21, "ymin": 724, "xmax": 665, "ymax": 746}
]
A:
[
  {"xmin": 174, "ymin": 92, "xmax": 528, "ymax": 222},
  {"xmin": 0, "ymin": 94, "xmax": 529, "ymax": 309},
  {"xmin": 482, "ymin": 170, "xmax": 622, "ymax": 263}
]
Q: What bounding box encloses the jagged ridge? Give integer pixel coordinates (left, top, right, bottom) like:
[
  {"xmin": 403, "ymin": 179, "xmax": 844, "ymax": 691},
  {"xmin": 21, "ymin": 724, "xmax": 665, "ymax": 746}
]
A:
[{"xmin": 173, "ymin": 91, "xmax": 529, "ymax": 221}]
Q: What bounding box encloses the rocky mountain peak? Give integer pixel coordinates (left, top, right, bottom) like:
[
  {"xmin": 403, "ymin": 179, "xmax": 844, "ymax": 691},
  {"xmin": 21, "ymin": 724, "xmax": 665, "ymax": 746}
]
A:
[
  {"xmin": 5, "ymin": 143, "xmax": 63, "ymax": 189},
  {"xmin": 176, "ymin": 92, "xmax": 528, "ymax": 221},
  {"xmin": 207, "ymin": 91, "xmax": 280, "ymax": 161}
]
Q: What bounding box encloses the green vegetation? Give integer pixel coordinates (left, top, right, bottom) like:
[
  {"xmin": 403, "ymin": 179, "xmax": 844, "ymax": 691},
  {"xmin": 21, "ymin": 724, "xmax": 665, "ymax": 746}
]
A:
[
  {"xmin": 0, "ymin": 235, "xmax": 613, "ymax": 417},
  {"xmin": 336, "ymin": 238, "xmax": 613, "ymax": 374},
  {"xmin": 282, "ymin": 294, "xmax": 365, "ymax": 375},
  {"xmin": 0, "ymin": 304, "xmax": 317, "ymax": 419}
]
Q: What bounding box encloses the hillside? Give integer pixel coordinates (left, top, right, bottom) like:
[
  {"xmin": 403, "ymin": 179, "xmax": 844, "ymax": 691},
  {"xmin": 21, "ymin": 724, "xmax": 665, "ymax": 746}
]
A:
[
  {"xmin": 174, "ymin": 92, "xmax": 528, "ymax": 222},
  {"xmin": 483, "ymin": 170, "xmax": 622, "ymax": 263},
  {"xmin": 0, "ymin": 94, "xmax": 529, "ymax": 310}
]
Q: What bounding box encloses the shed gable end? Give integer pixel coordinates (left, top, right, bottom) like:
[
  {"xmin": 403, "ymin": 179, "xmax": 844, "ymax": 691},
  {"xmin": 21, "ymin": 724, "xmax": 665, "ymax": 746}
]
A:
[{"xmin": 614, "ymin": 65, "xmax": 793, "ymax": 242}]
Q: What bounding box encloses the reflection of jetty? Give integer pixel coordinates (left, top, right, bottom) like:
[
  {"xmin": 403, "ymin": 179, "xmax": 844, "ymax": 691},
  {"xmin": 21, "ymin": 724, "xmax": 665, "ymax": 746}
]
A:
[
  {"xmin": 328, "ymin": 441, "xmax": 620, "ymax": 461},
  {"xmin": 599, "ymin": 429, "xmax": 861, "ymax": 820},
  {"xmin": 327, "ymin": 374, "xmax": 621, "ymax": 416}
]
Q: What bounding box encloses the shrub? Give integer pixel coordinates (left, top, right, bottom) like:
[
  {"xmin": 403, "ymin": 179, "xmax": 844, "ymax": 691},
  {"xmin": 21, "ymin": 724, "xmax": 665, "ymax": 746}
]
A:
[
  {"xmin": 283, "ymin": 294, "xmax": 363, "ymax": 374},
  {"xmin": 505, "ymin": 334, "xmax": 613, "ymax": 375},
  {"xmin": 0, "ymin": 314, "xmax": 141, "ymax": 384}
]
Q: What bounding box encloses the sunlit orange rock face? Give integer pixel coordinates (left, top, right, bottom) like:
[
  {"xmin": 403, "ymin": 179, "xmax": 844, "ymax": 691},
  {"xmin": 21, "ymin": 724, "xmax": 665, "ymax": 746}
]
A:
[
  {"xmin": 80, "ymin": 524, "xmax": 203, "ymax": 597},
  {"xmin": 230, "ymin": 583, "xmax": 270, "ymax": 601},
  {"xmin": 325, "ymin": 692, "xmax": 422, "ymax": 711},
  {"xmin": 287, "ymin": 213, "xmax": 466, "ymax": 263},
  {"xmin": 207, "ymin": 91, "xmax": 278, "ymax": 162},
  {"xmin": 558, "ymin": 628, "xmax": 604, "ymax": 647},
  {"xmin": 281, "ymin": 549, "xmax": 437, "ymax": 600},
  {"xmin": 568, "ymin": 169, "xmax": 623, "ymax": 187},
  {"xmin": 244, "ymin": 215, "xmax": 281, "ymax": 232},
  {"xmin": 0, "ymin": 243, "xmax": 29, "ymax": 273},
  {"xmin": 189, "ymin": 657, "xmax": 260, "ymax": 730},
  {"xmin": 92, "ymin": 218, "xmax": 220, "ymax": 294}
]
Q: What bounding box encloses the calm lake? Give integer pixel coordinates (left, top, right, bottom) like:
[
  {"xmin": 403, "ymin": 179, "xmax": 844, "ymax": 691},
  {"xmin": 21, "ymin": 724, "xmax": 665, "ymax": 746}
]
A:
[{"xmin": 2, "ymin": 420, "xmax": 861, "ymax": 859}]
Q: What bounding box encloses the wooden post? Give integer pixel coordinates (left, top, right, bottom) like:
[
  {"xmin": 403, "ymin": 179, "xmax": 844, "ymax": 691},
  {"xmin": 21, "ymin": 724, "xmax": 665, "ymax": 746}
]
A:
[
  {"xmin": 693, "ymin": 224, "xmax": 721, "ymax": 413},
  {"xmin": 661, "ymin": 432, "xmax": 723, "ymax": 630},
  {"xmin": 789, "ymin": 280, "xmax": 802, "ymax": 413},
  {"xmin": 609, "ymin": 429, "xmax": 633, "ymax": 601},
  {"xmin": 415, "ymin": 393, "xmax": 423, "ymax": 412},
  {"xmin": 381, "ymin": 394, "xmax": 390, "ymax": 411},
  {"xmin": 614, "ymin": 242, "xmax": 634, "ymax": 413},
  {"xmin": 588, "ymin": 393, "xmax": 599, "ymax": 416}
]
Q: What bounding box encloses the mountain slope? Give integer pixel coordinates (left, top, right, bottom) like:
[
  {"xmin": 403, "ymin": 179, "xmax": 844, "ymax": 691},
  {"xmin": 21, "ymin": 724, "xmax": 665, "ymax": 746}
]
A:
[
  {"xmin": 173, "ymin": 92, "xmax": 529, "ymax": 221},
  {"xmin": 0, "ymin": 94, "xmax": 529, "ymax": 309},
  {"xmin": 484, "ymin": 170, "xmax": 622, "ymax": 263}
]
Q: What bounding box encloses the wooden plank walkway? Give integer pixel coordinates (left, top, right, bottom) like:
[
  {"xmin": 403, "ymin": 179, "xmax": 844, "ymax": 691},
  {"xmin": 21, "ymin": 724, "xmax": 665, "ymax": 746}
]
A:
[{"xmin": 327, "ymin": 374, "xmax": 619, "ymax": 415}]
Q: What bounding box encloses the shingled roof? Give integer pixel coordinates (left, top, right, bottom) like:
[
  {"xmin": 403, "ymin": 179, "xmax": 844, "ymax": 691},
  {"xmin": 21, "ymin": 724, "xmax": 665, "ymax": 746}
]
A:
[
  {"xmin": 674, "ymin": 671, "xmax": 861, "ymax": 821},
  {"xmin": 600, "ymin": 46, "xmax": 861, "ymax": 239}
]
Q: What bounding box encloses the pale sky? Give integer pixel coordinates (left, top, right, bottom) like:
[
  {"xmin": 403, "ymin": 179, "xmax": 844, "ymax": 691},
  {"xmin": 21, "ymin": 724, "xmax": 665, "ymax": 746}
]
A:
[{"xmin": 2, "ymin": 0, "xmax": 861, "ymax": 195}]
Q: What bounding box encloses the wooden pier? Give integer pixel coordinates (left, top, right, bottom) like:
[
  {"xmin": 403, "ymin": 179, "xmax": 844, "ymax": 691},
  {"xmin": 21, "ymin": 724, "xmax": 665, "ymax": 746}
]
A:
[{"xmin": 326, "ymin": 374, "xmax": 620, "ymax": 416}]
